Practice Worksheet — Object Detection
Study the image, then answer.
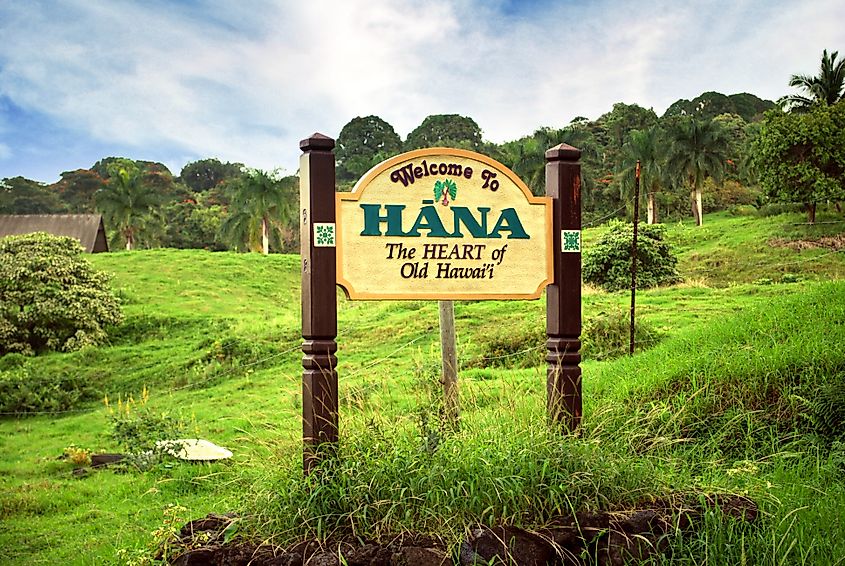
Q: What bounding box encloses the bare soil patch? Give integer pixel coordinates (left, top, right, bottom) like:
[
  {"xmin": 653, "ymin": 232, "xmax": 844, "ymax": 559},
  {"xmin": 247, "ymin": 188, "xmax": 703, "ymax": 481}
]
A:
[
  {"xmin": 164, "ymin": 495, "xmax": 757, "ymax": 565},
  {"xmin": 768, "ymin": 234, "xmax": 845, "ymax": 251}
]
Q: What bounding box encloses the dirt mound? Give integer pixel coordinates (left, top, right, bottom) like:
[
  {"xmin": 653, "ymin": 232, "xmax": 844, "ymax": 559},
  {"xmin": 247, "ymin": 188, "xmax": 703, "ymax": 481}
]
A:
[
  {"xmin": 769, "ymin": 234, "xmax": 845, "ymax": 251},
  {"xmin": 164, "ymin": 495, "xmax": 757, "ymax": 566}
]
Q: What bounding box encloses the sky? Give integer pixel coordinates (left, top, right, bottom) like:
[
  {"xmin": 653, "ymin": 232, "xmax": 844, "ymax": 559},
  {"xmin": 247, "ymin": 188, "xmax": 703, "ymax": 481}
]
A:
[{"xmin": 0, "ymin": 0, "xmax": 843, "ymax": 184}]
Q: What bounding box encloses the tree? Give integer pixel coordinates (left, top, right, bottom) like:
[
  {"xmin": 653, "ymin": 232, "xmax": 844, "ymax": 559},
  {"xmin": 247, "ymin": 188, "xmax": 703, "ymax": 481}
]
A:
[
  {"xmin": 161, "ymin": 197, "xmax": 227, "ymax": 251},
  {"xmin": 93, "ymin": 157, "xmax": 186, "ymax": 203},
  {"xmin": 663, "ymin": 92, "xmax": 775, "ymax": 122},
  {"xmin": 665, "ymin": 117, "xmax": 730, "ymax": 225},
  {"xmin": 500, "ymin": 126, "xmax": 600, "ymax": 196},
  {"xmin": 782, "ymin": 49, "xmax": 845, "ymax": 111},
  {"xmin": 0, "ymin": 177, "xmax": 65, "ymax": 214},
  {"xmin": 219, "ymin": 169, "xmax": 297, "ymax": 254},
  {"xmin": 404, "ymin": 114, "xmax": 483, "ymax": 151},
  {"xmin": 752, "ymin": 103, "xmax": 845, "ymax": 223},
  {"xmin": 336, "ymin": 116, "xmax": 402, "ymax": 184},
  {"xmin": 94, "ymin": 159, "xmax": 160, "ymax": 250},
  {"xmin": 615, "ymin": 126, "xmax": 667, "ymax": 224},
  {"xmin": 597, "ymin": 103, "xmax": 659, "ymax": 151},
  {"xmin": 179, "ymin": 158, "xmax": 244, "ymax": 193},
  {"xmin": 0, "ymin": 232, "xmax": 123, "ymax": 355},
  {"xmin": 50, "ymin": 169, "xmax": 106, "ymax": 213}
]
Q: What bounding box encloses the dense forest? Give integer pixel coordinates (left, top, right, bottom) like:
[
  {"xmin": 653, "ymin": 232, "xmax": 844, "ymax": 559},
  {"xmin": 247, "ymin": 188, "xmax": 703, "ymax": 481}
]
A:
[{"xmin": 2, "ymin": 49, "xmax": 844, "ymax": 252}]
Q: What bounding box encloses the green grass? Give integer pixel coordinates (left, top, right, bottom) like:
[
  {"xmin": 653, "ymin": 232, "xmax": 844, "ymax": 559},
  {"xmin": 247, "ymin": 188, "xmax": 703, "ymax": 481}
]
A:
[{"xmin": 1, "ymin": 210, "xmax": 844, "ymax": 564}]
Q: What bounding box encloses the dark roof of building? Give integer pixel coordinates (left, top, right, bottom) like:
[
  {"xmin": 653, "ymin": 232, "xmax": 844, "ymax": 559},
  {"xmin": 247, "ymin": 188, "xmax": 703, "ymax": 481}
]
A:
[{"xmin": 0, "ymin": 214, "xmax": 109, "ymax": 253}]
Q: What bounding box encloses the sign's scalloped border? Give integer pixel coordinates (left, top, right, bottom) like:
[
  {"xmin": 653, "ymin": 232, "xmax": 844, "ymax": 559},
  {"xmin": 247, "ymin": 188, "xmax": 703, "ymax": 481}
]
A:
[{"xmin": 335, "ymin": 148, "xmax": 554, "ymax": 301}]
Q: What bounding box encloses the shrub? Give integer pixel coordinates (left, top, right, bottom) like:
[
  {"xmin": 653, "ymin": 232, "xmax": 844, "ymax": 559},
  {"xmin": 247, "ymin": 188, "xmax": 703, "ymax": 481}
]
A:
[
  {"xmin": 581, "ymin": 309, "xmax": 662, "ymax": 361},
  {"xmin": 804, "ymin": 372, "xmax": 845, "ymax": 441},
  {"xmin": 0, "ymin": 366, "xmax": 95, "ymax": 413},
  {"xmin": 754, "ymin": 202, "xmax": 804, "ymax": 217},
  {"xmin": 701, "ymin": 178, "xmax": 761, "ymax": 212},
  {"xmin": 465, "ymin": 325, "xmax": 545, "ymax": 369},
  {"xmin": 466, "ymin": 310, "xmax": 662, "ymax": 367},
  {"xmin": 582, "ymin": 220, "xmax": 681, "ymax": 292},
  {"xmin": 0, "ymin": 232, "xmax": 123, "ymax": 355},
  {"xmin": 728, "ymin": 204, "xmax": 757, "ymax": 216},
  {"xmin": 107, "ymin": 388, "xmax": 186, "ymax": 453}
]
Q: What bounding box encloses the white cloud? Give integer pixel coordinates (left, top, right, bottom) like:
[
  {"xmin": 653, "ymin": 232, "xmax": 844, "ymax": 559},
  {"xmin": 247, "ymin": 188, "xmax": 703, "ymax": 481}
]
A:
[{"xmin": 0, "ymin": 0, "xmax": 844, "ymax": 180}]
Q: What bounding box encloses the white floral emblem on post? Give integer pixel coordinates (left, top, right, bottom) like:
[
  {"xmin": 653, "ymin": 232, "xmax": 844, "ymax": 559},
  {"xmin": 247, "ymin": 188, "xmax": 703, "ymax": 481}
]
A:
[
  {"xmin": 314, "ymin": 223, "xmax": 336, "ymax": 247},
  {"xmin": 561, "ymin": 230, "xmax": 581, "ymax": 253}
]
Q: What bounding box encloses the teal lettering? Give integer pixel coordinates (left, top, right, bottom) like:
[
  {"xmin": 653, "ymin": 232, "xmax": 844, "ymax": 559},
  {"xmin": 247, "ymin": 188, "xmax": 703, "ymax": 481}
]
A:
[
  {"xmin": 361, "ymin": 204, "xmax": 406, "ymax": 236},
  {"xmin": 488, "ymin": 208, "xmax": 529, "ymax": 239},
  {"xmin": 451, "ymin": 206, "xmax": 489, "ymax": 238},
  {"xmin": 406, "ymin": 205, "xmax": 448, "ymax": 237},
  {"xmin": 360, "ymin": 204, "xmax": 529, "ymax": 239}
]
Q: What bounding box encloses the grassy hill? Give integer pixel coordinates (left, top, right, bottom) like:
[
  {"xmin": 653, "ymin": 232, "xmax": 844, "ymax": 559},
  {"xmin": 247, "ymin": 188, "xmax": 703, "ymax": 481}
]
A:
[{"xmin": 1, "ymin": 210, "xmax": 844, "ymax": 564}]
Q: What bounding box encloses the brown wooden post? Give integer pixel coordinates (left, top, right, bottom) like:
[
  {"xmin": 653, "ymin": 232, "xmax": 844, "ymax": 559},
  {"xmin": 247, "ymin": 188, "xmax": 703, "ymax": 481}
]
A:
[
  {"xmin": 545, "ymin": 143, "xmax": 582, "ymax": 432},
  {"xmin": 300, "ymin": 133, "xmax": 338, "ymax": 473}
]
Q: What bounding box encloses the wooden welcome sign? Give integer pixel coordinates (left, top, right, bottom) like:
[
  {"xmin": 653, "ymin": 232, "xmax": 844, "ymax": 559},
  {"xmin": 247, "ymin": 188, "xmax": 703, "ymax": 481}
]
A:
[
  {"xmin": 336, "ymin": 149, "xmax": 553, "ymax": 300},
  {"xmin": 300, "ymin": 134, "xmax": 582, "ymax": 473}
]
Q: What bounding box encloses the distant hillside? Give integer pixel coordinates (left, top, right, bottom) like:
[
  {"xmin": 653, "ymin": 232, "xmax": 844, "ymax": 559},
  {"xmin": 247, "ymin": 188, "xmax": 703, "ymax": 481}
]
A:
[{"xmin": 663, "ymin": 91, "xmax": 776, "ymax": 122}]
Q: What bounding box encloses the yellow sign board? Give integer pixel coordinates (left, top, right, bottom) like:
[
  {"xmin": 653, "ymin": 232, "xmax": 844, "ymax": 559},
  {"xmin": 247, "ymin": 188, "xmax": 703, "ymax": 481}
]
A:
[{"xmin": 336, "ymin": 148, "xmax": 553, "ymax": 300}]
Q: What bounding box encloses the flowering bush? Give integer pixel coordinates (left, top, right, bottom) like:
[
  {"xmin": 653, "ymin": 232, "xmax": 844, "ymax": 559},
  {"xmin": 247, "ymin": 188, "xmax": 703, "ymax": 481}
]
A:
[{"xmin": 0, "ymin": 232, "xmax": 123, "ymax": 355}]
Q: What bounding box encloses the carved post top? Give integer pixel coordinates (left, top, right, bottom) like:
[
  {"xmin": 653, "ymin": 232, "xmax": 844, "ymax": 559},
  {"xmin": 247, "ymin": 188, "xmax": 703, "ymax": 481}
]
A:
[
  {"xmin": 545, "ymin": 143, "xmax": 581, "ymax": 162},
  {"xmin": 300, "ymin": 133, "xmax": 335, "ymax": 153}
]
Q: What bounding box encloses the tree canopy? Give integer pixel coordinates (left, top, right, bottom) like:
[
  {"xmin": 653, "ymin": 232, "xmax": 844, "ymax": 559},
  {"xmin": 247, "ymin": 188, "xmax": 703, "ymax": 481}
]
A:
[
  {"xmin": 95, "ymin": 159, "xmax": 161, "ymax": 250},
  {"xmin": 782, "ymin": 49, "xmax": 845, "ymax": 111},
  {"xmin": 404, "ymin": 114, "xmax": 483, "ymax": 151},
  {"xmin": 753, "ymin": 102, "xmax": 845, "ymax": 222},
  {"xmin": 51, "ymin": 169, "xmax": 106, "ymax": 213},
  {"xmin": 179, "ymin": 158, "xmax": 244, "ymax": 192},
  {"xmin": 0, "ymin": 177, "xmax": 65, "ymax": 214},
  {"xmin": 0, "ymin": 85, "xmax": 795, "ymax": 236},
  {"xmin": 336, "ymin": 115, "xmax": 402, "ymax": 183},
  {"xmin": 663, "ymin": 92, "xmax": 774, "ymax": 122},
  {"xmin": 219, "ymin": 169, "xmax": 298, "ymax": 254},
  {"xmin": 665, "ymin": 116, "xmax": 730, "ymax": 226}
]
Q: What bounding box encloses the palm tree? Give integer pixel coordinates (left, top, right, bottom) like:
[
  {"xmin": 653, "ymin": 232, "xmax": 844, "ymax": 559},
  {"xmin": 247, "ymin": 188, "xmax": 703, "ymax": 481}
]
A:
[
  {"xmin": 500, "ymin": 135, "xmax": 546, "ymax": 195},
  {"xmin": 615, "ymin": 126, "xmax": 667, "ymax": 224},
  {"xmin": 781, "ymin": 49, "xmax": 845, "ymax": 111},
  {"xmin": 219, "ymin": 169, "xmax": 297, "ymax": 254},
  {"xmin": 665, "ymin": 117, "xmax": 730, "ymax": 226},
  {"xmin": 501, "ymin": 127, "xmax": 600, "ymax": 196},
  {"xmin": 95, "ymin": 160, "xmax": 159, "ymax": 250}
]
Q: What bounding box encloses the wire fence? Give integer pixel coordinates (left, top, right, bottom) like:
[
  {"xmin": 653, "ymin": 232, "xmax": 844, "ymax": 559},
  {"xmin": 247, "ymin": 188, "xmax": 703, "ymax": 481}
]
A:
[
  {"xmin": 3, "ymin": 207, "xmax": 842, "ymax": 417},
  {"xmin": 583, "ymin": 198, "xmax": 635, "ymax": 228},
  {"xmin": 0, "ymin": 341, "xmax": 305, "ymax": 417}
]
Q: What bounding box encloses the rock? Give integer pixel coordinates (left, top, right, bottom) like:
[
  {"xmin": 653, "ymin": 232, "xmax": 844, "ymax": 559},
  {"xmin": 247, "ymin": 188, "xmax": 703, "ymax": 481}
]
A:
[
  {"xmin": 170, "ymin": 547, "xmax": 218, "ymax": 566},
  {"xmin": 264, "ymin": 553, "xmax": 303, "ymax": 566},
  {"xmin": 340, "ymin": 543, "xmax": 393, "ymax": 566},
  {"xmin": 395, "ymin": 546, "xmax": 453, "ymax": 566},
  {"xmin": 709, "ymin": 495, "xmax": 759, "ymax": 523},
  {"xmin": 165, "ymin": 494, "xmax": 760, "ymax": 566},
  {"xmin": 156, "ymin": 439, "xmax": 233, "ymax": 461},
  {"xmin": 462, "ymin": 526, "xmax": 555, "ymax": 565},
  {"xmin": 304, "ymin": 551, "xmax": 338, "ymax": 566},
  {"xmin": 179, "ymin": 513, "xmax": 237, "ymax": 542},
  {"xmin": 90, "ymin": 453, "xmax": 125, "ymax": 468},
  {"xmin": 598, "ymin": 531, "xmax": 665, "ymax": 566}
]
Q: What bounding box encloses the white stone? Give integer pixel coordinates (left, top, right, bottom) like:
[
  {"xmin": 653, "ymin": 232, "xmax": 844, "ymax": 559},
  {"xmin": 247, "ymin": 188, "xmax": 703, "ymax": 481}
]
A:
[{"xmin": 155, "ymin": 439, "xmax": 233, "ymax": 461}]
